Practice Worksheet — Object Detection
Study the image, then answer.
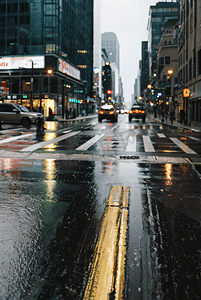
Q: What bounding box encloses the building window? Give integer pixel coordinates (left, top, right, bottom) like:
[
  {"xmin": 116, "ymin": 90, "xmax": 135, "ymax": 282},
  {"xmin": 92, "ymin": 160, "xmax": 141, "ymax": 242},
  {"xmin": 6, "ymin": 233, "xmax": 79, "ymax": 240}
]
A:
[
  {"xmin": 198, "ymin": 49, "xmax": 201, "ymax": 75},
  {"xmin": 165, "ymin": 56, "xmax": 170, "ymax": 64},
  {"xmin": 159, "ymin": 57, "xmax": 164, "ymax": 65},
  {"xmin": 189, "ymin": 57, "xmax": 192, "ymax": 81}
]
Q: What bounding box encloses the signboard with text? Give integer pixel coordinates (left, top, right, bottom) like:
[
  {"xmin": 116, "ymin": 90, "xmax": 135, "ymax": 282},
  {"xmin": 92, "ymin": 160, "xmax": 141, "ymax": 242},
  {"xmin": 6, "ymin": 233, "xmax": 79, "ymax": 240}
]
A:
[
  {"xmin": 0, "ymin": 56, "xmax": 45, "ymax": 70},
  {"xmin": 58, "ymin": 59, "xmax": 80, "ymax": 80}
]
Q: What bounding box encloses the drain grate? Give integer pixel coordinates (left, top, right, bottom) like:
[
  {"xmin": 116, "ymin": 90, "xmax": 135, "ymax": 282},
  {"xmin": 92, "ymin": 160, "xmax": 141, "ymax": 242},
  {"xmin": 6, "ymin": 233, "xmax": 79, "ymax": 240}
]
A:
[{"xmin": 118, "ymin": 155, "xmax": 140, "ymax": 160}]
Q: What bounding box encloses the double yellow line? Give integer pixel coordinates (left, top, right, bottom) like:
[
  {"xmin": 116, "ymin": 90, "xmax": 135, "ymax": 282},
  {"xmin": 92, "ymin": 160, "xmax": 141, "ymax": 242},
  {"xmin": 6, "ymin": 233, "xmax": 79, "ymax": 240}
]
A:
[{"xmin": 84, "ymin": 185, "xmax": 129, "ymax": 300}]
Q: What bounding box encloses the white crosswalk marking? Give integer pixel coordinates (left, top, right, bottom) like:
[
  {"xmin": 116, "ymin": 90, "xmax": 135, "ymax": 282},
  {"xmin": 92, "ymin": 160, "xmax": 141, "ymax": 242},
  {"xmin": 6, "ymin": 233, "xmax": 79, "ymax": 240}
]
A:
[
  {"xmin": 157, "ymin": 133, "xmax": 166, "ymax": 138},
  {"xmin": 20, "ymin": 131, "xmax": 80, "ymax": 152},
  {"xmin": 190, "ymin": 137, "xmax": 201, "ymax": 141},
  {"xmin": 126, "ymin": 135, "xmax": 136, "ymax": 152},
  {"xmin": 143, "ymin": 136, "xmax": 155, "ymax": 152},
  {"xmin": 0, "ymin": 133, "xmax": 34, "ymax": 144},
  {"xmin": 76, "ymin": 134, "xmax": 104, "ymax": 151},
  {"xmin": 170, "ymin": 137, "xmax": 197, "ymax": 154}
]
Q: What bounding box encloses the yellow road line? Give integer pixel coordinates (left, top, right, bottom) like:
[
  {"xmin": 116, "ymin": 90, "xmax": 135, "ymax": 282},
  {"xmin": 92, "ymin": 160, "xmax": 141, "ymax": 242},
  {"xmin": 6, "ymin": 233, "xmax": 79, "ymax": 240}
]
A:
[{"xmin": 83, "ymin": 185, "xmax": 129, "ymax": 300}]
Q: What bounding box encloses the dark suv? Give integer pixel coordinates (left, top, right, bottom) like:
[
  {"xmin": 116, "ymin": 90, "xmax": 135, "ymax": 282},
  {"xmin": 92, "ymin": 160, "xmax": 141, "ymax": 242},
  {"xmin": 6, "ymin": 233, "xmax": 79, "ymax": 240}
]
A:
[
  {"xmin": 0, "ymin": 103, "xmax": 44, "ymax": 128},
  {"xmin": 98, "ymin": 104, "xmax": 118, "ymax": 123},
  {"xmin": 128, "ymin": 104, "xmax": 146, "ymax": 122}
]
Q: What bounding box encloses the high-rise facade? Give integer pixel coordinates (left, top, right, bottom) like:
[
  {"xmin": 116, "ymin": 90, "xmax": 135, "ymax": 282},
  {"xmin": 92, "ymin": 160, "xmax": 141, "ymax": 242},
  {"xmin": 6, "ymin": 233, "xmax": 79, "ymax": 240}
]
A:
[
  {"xmin": 101, "ymin": 32, "xmax": 120, "ymax": 72},
  {"xmin": 93, "ymin": 0, "xmax": 101, "ymax": 100},
  {"xmin": 101, "ymin": 32, "xmax": 120, "ymax": 103},
  {"xmin": 141, "ymin": 41, "xmax": 149, "ymax": 94},
  {"xmin": 147, "ymin": 0, "xmax": 180, "ymax": 78},
  {"xmin": 0, "ymin": 0, "xmax": 94, "ymax": 117}
]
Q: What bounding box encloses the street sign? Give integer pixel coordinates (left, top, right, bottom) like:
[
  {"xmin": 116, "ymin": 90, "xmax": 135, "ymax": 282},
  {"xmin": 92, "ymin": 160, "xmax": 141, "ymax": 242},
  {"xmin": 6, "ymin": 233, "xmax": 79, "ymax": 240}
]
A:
[{"xmin": 183, "ymin": 88, "xmax": 190, "ymax": 97}]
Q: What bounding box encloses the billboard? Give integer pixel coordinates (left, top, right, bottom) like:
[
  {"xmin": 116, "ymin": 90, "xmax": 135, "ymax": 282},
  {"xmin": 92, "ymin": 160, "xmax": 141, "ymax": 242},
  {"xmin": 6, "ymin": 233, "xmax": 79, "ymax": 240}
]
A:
[
  {"xmin": 0, "ymin": 56, "xmax": 45, "ymax": 70},
  {"xmin": 59, "ymin": 59, "xmax": 80, "ymax": 80}
]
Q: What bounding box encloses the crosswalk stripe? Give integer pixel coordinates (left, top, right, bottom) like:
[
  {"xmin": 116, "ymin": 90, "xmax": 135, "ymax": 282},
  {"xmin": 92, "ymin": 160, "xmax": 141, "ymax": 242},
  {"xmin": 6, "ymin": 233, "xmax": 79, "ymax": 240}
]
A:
[
  {"xmin": 0, "ymin": 133, "xmax": 34, "ymax": 144},
  {"xmin": 76, "ymin": 134, "xmax": 104, "ymax": 151},
  {"xmin": 126, "ymin": 135, "xmax": 136, "ymax": 152},
  {"xmin": 170, "ymin": 137, "xmax": 197, "ymax": 154},
  {"xmin": 157, "ymin": 133, "xmax": 166, "ymax": 138},
  {"xmin": 143, "ymin": 135, "xmax": 155, "ymax": 152},
  {"xmin": 20, "ymin": 130, "xmax": 80, "ymax": 152},
  {"xmin": 190, "ymin": 136, "xmax": 201, "ymax": 141}
]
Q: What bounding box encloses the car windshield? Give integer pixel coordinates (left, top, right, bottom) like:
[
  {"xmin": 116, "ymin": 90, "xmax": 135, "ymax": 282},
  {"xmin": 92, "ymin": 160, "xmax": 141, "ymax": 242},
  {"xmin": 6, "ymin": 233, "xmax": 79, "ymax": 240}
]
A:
[
  {"xmin": 131, "ymin": 105, "xmax": 145, "ymax": 110},
  {"xmin": 17, "ymin": 105, "xmax": 30, "ymax": 112}
]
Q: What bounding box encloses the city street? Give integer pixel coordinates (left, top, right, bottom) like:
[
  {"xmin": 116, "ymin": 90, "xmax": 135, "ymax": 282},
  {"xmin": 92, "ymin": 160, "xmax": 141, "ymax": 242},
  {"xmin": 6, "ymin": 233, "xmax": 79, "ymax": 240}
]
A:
[{"xmin": 0, "ymin": 114, "xmax": 201, "ymax": 299}]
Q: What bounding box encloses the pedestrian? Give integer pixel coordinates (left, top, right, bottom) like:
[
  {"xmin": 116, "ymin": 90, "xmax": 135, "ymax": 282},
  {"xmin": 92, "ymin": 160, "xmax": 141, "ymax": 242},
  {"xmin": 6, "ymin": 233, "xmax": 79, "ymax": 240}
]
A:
[
  {"xmin": 49, "ymin": 107, "xmax": 52, "ymax": 116},
  {"xmin": 169, "ymin": 105, "xmax": 174, "ymax": 125},
  {"xmin": 73, "ymin": 108, "xmax": 76, "ymax": 118},
  {"xmin": 65, "ymin": 108, "xmax": 69, "ymax": 119}
]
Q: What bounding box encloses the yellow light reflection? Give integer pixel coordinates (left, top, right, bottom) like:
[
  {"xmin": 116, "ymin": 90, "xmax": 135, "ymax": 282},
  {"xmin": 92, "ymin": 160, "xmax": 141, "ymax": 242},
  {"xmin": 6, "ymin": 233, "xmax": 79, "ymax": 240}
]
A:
[
  {"xmin": 45, "ymin": 122, "xmax": 57, "ymax": 131},
  {"xmin": 43, "ymin": 159, "xmax": 56, "ymax": 201},
  {"xmin": 43, "ymin": 132, "xmax": 57, "ymax": 150},
  {"xmin": 164, "ymin": 163, "xmax": 173, "ymax": 185}
]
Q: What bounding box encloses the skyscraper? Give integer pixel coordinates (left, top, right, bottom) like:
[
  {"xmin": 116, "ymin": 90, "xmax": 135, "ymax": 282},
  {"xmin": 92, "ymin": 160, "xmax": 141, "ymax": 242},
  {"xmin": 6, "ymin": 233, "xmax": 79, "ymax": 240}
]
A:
[{"xmin": 101, "ymin": 32, "xmax": 120, "ymax": 72}]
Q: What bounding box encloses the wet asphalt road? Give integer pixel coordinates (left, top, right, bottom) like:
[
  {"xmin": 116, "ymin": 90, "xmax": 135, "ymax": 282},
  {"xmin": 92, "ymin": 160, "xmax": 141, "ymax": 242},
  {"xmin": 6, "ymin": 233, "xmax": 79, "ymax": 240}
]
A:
[{"xmin": 0, "ymin": 114, "xmax": 201, "ymax": 299}]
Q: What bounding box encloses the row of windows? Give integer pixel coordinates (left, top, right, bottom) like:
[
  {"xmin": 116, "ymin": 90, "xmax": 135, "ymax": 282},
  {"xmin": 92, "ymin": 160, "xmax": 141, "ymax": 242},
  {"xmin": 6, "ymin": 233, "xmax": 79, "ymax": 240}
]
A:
[
  {"xmin": 159, "ymin": 56, "xmax": 170, "ymax": 65},
  {"xmin": 0, "ymin": 15, "xmax": 30, "ymax": 25},
  {"xmin": 0, "ymin": 3, "xmax": 30, "ymax": 13}
]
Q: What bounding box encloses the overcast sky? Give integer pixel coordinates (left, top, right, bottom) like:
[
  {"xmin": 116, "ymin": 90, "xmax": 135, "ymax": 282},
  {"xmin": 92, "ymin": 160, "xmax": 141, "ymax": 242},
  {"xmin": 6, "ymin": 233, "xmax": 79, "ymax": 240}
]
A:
[{"xmin": 101, "ymin": 0, "xmax": 159, "ymax": 106}]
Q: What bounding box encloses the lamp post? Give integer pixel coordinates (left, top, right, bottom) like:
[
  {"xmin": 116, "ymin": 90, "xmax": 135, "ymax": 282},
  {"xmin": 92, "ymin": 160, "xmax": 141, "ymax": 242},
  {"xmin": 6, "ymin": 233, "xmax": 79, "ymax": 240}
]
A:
[
  {"xmin": 30, "ymin": 60, "xmax": 33, "ymax": 111},
  {"xmin": 167, "ymin": 69, "xmax": 174, "ymax": 124}
]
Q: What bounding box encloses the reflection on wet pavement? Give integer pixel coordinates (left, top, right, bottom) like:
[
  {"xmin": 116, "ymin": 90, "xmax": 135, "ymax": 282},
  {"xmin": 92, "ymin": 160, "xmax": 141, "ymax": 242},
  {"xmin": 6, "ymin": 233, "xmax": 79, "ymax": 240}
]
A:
[
  {"xmin": 0, "ymin": 157, "xmax": 200, "ymax": 299},
  {"xmin": 139, "ymin": 163, "xmax": 201, "ymax": 299}
]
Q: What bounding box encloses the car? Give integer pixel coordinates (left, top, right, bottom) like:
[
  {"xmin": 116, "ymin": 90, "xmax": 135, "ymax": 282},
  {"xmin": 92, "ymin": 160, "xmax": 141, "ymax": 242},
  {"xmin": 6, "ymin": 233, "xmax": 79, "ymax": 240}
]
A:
[
  {"xmin": 128, "ymin": 104, "xmax": 146, "ymax": 122},
  {"xmin": 98, "ymin": 104, "xmax": 118, "ymax": 123},
  {"xmin": 0, "ymin": 103, "xmax": 44, "ymax": 128}
]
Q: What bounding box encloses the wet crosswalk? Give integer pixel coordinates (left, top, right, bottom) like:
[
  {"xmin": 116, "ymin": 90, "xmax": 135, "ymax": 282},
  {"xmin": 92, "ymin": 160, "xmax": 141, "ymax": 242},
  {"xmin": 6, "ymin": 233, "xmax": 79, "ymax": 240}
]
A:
[{"xmin": 0, "ymin": 128, "xmax": 199, "ymax": 156}]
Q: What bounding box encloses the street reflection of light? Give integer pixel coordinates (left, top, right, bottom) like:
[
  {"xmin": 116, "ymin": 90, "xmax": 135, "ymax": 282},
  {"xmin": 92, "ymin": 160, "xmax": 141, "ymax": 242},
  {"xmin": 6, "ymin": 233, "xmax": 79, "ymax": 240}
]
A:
[
  {"xmin": 180, "ymin": 137, "xmax": 187, "ymax": 141},
  {"xmin": 43, "ymin": 159, "xmax": 56, "ymax": 201},
  {"xmin": 43, "ymin": 132, "xmax": 57, "ymax": 150},
  {"xmin": 45, "ymin": 122, "xmax": 57, "ymax": 131},
  {"xmin": 159, "ymin": 126, "xmax": 163, "ymax": 130},
  {"xmin": 164, "ymin": 163, "xmax": 173, "ymax": 185}
]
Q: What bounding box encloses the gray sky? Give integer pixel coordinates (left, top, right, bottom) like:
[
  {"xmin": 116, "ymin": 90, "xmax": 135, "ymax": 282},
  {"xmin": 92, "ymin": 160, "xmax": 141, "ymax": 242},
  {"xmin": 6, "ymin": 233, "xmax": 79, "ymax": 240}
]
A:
[{"xmin": 101, "ymin": 0, "xmax": 158, "ymax": 106}]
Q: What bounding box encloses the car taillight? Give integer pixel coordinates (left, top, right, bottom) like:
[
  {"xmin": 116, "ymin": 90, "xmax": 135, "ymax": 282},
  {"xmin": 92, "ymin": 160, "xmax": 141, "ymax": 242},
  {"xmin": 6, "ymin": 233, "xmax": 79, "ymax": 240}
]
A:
[
  {"xmin": 129, "ymin": 110, "xmax": 132, "ymax": 114},
  {"xmin": 141, "ymin": 110, "xmax": 145, "ymax": 114},
  {"xmin": 109, "ymin": 111, "xmax": 114, "ymax": 115},
  {"xmin": 99, "ymin": 111, "xmax": 104, "ymax": 114}
]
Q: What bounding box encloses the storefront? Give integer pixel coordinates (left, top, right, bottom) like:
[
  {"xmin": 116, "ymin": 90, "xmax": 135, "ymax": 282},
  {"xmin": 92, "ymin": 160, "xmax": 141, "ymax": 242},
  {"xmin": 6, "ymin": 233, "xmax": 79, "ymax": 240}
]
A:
[{"xmin": 0, "ymin": 55, "xmax": 84, "ymax": 118}]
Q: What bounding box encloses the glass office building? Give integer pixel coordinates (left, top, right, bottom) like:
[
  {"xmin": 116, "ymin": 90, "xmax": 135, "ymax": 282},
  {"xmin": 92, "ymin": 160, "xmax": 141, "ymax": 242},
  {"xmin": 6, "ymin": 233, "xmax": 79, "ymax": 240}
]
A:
[{"xmin": 0, "ymin": 0, "xmax": 93, "ymax": 117}]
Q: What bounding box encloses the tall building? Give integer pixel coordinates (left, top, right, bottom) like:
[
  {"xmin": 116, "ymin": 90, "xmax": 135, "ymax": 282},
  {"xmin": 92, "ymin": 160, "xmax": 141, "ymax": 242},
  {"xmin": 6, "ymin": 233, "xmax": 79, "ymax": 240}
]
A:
[
  {"xmin": 176, "ymin": 0, "xmax": 201, "ymax": 125},
  {"xmin": 93, "ymin": 0, "xmax": 101, "ymax": 99},
  {"xmin": 147, "ymin": 0, "xmax": 180, "ymax": 79},
  {"xmin": 141, "ymin": 41, "xmax": 149, "ymax": 94},
  {"xmin": 0, "ymin": 0, "xmax": 94, "ymax": 117},
  {"xmin": 101, "ymin": 32, "xmax": 120, "ymax": 103},
  {"xmin": 101, "ymin": 32, "xmax": 120, "ymax": 72}
]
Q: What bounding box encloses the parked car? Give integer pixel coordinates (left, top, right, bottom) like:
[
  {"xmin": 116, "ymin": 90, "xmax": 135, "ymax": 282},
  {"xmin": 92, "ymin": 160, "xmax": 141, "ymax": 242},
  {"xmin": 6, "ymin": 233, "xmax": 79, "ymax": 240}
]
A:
[
  {"xmin": 98, "ymin": 104, "xmax": 118, "ymax": 122},
  {"xmin": 0, "ymin": 103, "xmax": 44, "ymax": 128},
  {"xmin": 128, "ymin": 104, "xmax": 146, "ymax": 122}
]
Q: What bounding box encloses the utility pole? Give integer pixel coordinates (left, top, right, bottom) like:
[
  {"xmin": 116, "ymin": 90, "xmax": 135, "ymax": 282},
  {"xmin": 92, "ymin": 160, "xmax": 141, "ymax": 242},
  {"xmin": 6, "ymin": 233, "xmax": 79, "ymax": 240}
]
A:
[{"xmin": 30, "ymin": 60, "xmax": 33, "ymax": 111}]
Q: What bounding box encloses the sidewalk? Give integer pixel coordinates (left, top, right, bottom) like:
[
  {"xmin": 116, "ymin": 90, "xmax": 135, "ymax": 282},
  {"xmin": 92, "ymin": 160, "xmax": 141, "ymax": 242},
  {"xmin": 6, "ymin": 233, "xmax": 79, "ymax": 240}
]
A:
[
  {"xmin": 149, "ymin": 114, "xmax": 201, "ymax": 132},
  {"xmin": 54, "ymin": 114, "xmax": 98, "ymax": 123}
]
